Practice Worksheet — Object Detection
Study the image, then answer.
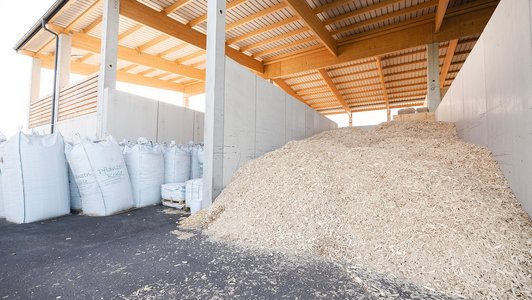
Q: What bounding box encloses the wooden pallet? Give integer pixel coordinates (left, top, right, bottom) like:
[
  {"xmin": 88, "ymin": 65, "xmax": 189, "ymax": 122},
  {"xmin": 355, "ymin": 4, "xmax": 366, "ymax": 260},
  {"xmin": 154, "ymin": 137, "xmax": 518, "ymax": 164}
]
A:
[{"xmin": 161, "ymin": 198, "xmax": 186, "ymax": 209}]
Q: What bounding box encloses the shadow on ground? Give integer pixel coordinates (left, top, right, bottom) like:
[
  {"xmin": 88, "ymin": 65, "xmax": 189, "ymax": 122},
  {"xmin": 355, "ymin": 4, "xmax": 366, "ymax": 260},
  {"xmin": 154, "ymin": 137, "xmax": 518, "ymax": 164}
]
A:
[{"xmin": 0, "ymin": 206, "xmax": 454, "ymax": 299}]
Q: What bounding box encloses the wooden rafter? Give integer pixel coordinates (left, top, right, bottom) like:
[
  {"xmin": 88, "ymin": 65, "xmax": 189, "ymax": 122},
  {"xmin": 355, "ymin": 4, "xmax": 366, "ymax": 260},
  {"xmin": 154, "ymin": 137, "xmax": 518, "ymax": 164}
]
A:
[
  {"xmin": 157, "ymin": 43, "xmax": 189, "ymax": 57},
  {"xmin": 69, "ymin": 31, "xmax": 205, "ymax": 80},
  {"xmin": 65, "ymin": 0, "xmax": 102, "ymax": 32},
  {"xmin": 137, "ymin": 35, "xmax": 169, "ymax": 53},
  {"xmin": 313, "ymin": 0, "xmax": 353, "ymax": 15},
  {"xmin": 439, "ymin": 39, "xmax": 458, "ymax": 88},
  {"xmin": 118, "ymin": 24, "xmax": 143, "ymax": 40},
  {"xmin": 37, "ymin": 54, "xmax": 185, "ymax": 92},
  {"xmin": 83, "ymin": 16, "xmax": 103, "ymax": 33},
  {"xmin": 175, "ymin": 51, "xmax": 205, "ymax": 64},
  {"xmin": 163, "ymin": 0, "xmax": 192, "ymax": 15},
  {"xmin": 374, "ymin": 56, "xmax": 391, "ymax": 121},
  {"xmin": 272, "ymin": 79, "xmax": 307, "ymax": 104},
  {"xmin": 323, "ymin": 0, "xmax": 402, "ymax": 26},
  {"xmin": 284, "ymin": 0, "xmax": 337, "ymax": 56},
  {"xmin": 226, "ymin": 16, "xmax": 299, "ymax": 45},
  {"xmin": 226, "ymin": 2, "xmax": 287, "ymax": 31},
  {"xmin": 188, "ymin": 0, "xmax": 248, "ymax": 27},
  {"xmin": 331, "ymin": 0, "xmax": 438, "ymax": 36},
  {"xmin": 265, "ymin": 4, "xmax": 495, "ymax": 78},
  {"xmin": 435, "ymin": 0, "xmax": 451, "ymax": 32},
  {"xmin": 120, "ymin": 0, "xmax": 263, "ymax": 73},
  {"xmin": 318, "ymin": 69, "xmax": 351, "ymax": 115},
  {"xmin": 77, "ymin": 53, "xmax": 93, "ymax": 63},
  {"xmin": 120, "ymin": 64, "xmax": 138, "ymax": 72},
  {"xmin": 253, "ymin": 37, "xmax": 315, "ymax": 58},
  {"xmin": 240, "ymin": 27, "xmax": 309, "ymax": 52}
]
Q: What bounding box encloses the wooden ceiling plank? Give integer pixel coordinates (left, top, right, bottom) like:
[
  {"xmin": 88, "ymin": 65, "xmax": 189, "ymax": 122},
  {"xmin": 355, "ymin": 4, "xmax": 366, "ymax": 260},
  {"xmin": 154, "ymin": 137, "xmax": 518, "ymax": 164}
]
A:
[
  {"xmin": 189, "ymin": 0, "xmax": 248, "ymax": 27},
  {"xmin": 120, "ymin": 0, "xmax": 263, "ymax": 73},
  {"xmin": 226, "ymin": 2, "xmax": 288, "ymax": 31},
  {"xmin": 439, "ymin": 38, "xmax": 458, "ymax": 88},
  {"xmin": 137, "ymin": 35, "xmax": 170, "ymax": 53},
  {"xmin": 164, "ymin": 0, "xmax": 193, "ymax": 15},
  {"xmin": 157, "ymin": 43, "xmax": 189, "ymax": 57},
  {"xmin": 313, "ymin": 0, "xmax": 353, "ymax": 15},
  {"xmin": 331, "ymin": 0, "xmax": 438, "ymax": 36},
  {"xmin": 324, "ymin": 0, "xmax": 403, "ymax": 26},
  {"xmin": 253, "ymin": 37, "xmax": 316, "ymax": 58},
  {"xmin": 83, "ymin": 16, "xmax": 103, "ymax": 33},
  {"xmin": 435, "ymin": 0, "xmax": 451, "ymax": 32},
  {"xmin": 284, "ymin": 0, "xmax": 337, "ymax": 56},
  {"xmin": 175, "ymin": 51, "xmax": 205, "ymax": 64},
  {"xmin": 240, "ymin": 27, "xmax": 309, "ymax": 52},
  {"xmin": 65, "ymin": 0, "xmax": 102, "ymax": 32},
  {"xmin": 265, "ymin": 4, "xmax": 495, "ymax": 78},
  {"xmin": 318, "ymin": 68, "xmax": 351, "ymax": 114},
  {"xmin": 227, "ymin": 16, "xmax": 299, "ymax": 45},
  {"xmin": 118, "ymin": 24, "xmax": 143, "ymax": 41}
]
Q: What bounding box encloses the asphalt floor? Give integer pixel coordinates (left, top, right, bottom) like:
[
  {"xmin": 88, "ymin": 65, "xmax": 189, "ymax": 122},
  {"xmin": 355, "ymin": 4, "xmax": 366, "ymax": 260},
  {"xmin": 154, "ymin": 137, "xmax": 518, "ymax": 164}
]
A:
[{"xmin": 0, "ymin": 206, "xmax": 454, "ymax": 299}]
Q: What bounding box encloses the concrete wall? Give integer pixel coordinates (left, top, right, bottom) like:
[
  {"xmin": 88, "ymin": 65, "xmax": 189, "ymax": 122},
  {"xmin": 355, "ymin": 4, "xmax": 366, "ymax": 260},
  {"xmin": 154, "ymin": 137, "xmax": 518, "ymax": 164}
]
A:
[
  {"xmin": 32, "ymin": 113, "xmax": 98, "ymax": 141},
  {"xmin": 435, "ymin": 0, "xmax": 532, "ymax": 216},
  {"xmin": 105, "ymin": 90, "xmax": 204, "ymax": 144},
  {"xmin": 222, "ymin": 58, "xmax": 337, "ymax": 186}
]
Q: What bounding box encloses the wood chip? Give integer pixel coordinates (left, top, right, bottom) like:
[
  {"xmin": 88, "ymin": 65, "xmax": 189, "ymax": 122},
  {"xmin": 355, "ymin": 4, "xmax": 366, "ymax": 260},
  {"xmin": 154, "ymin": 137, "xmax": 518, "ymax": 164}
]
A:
[{"xmin": 183, "ymin": 121, "xmax": 532, "ymax": 299}]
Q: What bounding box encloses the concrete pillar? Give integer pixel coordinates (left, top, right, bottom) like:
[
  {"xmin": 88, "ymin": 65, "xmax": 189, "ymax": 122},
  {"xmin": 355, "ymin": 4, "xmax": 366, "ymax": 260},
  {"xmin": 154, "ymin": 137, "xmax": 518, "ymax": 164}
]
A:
[
  {"xmin": 29, "ymin": 57, "xmax": 41, "ymax": 104},
  {"xmin": 386, "ymin": 108, "xmax": 391, "ymax": 123},
  {"xmin": 202, "ymin": 0, "xmax": 226, "ymax": 208},
  {"xmin": 348, "ymin": 113, "xmax": 352, "ymax": 127},
  {"xmin": 96, "ymin": 0, "xmax": 120, "ymax": 138},
  {"xmin": 426, "ymin": 43, "xmax": 441, "ymax": 112},
  {"xmin": 51, "ymin": 34, "xmax": 72, "ymax": 132}
]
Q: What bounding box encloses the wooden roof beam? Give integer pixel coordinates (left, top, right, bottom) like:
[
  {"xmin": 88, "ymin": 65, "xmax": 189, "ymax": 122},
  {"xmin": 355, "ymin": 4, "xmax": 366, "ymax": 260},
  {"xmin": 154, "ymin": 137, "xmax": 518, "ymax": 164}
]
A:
[
  {"xmin": 137, "ymin": 35, "xmax": 170, "ymax": 53},
  {"xmin": 253, "ymin": 37, "xmax": 316, "ymax": 58},
  {"xmin": 284, "ymin": 0, "xmax": 337, "ymax": 56},
  {"xmin": 374, "ymin": 56, "xmax": 391, "ymax": 121},
  {"xmin": 272, "ymin": 79, "xmax": 307, "ymax": 104},
  {"xmin": 118, "ymin": 24, "xmax": 143, "ymax": 41},
  {"xmin": 439, "ymin": 39, "xmax": 458, "ymax": 88},
  {"xmin": 120, "ymin": 0, "xmax": 263, "ymax": 73},
  {"xmin": 227, "ymin": 16, "xmax": 300, "ymax": 45},
  {"xmin": 240, "ymin": 27, "xmax": 309, "ymax": 52},
  {"xmin": 318, "ymin": 69, "xmax": 351, "ymax": 115},
  {"xmin": 70, "ymin": 31, "xmax": 205, "ymax": 80},
  {"xmin": 435, "ymin": 0, "xmax": 451, "ymax": 33},
  {"xmin": 226, "ymin": 2, "xmax": 288, "ymax": 31},
  {"xmin": 83, "ymin": 16, "xmax": 103, "ymax": 33},
  {"xmin": 163, "ymin": 0, "xmax": 193, "ymax": 15},
  {"xmin": 265, "ymin": 4, "xmax": 496, "ymax": 78},
  {"xmin": 189, "ymin": 0, "xmax": 247, "ymax": 27},
  {"xmin": 65, "ymin": 0, "xmax": 102, "ymax": 32}
]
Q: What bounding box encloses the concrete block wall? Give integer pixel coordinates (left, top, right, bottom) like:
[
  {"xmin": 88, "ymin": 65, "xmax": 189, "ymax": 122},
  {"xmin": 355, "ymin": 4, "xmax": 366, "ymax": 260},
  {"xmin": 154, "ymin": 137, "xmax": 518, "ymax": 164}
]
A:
[
  {"xmin": 436, "ymin": 0, "xmax": 532, "ymax": 216},
  {"xmin": 105, "ymin": 90, "xmax": 204, "ymax": 144},
  {"xmin": 31, "ymin": 113, "xmax": 98, "ymax": 141},
  {"xmin": 222, "ymin": 58, "xmax": 337, "ymax": 186}
]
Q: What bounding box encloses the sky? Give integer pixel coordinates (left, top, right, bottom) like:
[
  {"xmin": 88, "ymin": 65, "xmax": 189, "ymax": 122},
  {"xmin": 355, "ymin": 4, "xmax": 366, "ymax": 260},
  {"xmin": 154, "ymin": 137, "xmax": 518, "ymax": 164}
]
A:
[{"xmin": 0, "ymin": 0, "xmax": 397, "ymax": 138}]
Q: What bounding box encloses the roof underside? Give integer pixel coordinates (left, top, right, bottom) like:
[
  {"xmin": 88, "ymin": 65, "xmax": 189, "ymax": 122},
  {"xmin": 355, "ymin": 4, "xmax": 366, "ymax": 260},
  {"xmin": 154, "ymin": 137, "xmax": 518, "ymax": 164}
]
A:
[{"xmin": 16, "ymin": 0, "xmax": 498, "ymax": 115}]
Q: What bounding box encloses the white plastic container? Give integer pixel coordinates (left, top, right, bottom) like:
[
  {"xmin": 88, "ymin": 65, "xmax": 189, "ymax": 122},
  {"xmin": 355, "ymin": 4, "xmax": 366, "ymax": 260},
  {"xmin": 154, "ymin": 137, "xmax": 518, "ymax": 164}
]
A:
[
  {"xmin": 2, "ymin": 132, "xmax": 70, "ymax": 223},
  {"xmin": 124, "ymin": 138, "xmax": 164, "ymax": 207},
  {"xmin": 161, "ymin": 183, "xmax": 186, "ymax": 201},
  {"xmin": 67, "ymin": 136, "xmax": 134, "ymax": 216},
  {"xmin": 185, "ymin": 178, "xmax": 203, "ymax": 214}
]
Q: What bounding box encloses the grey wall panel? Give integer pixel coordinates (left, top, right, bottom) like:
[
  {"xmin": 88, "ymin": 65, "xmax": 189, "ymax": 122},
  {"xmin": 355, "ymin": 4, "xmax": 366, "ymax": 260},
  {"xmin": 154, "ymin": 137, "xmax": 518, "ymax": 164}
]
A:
[
  {"xmin": 157, "ymin": 102, "xmax": 194, "ymax": 144},
  {"xmin": 285, "ymin": 95, "xmax": 306, "ymax": 142},
  {"xmin": 313, "ymin": 110, "xmax": 321, "ymax": 133},
  {"xmin": 105, "ymin": 90, "xmax": 158, "ymax": 141},
  {"xmin": 193, "ymin": 111, "xmax": 204, "ymax": 144},
  {"xmin": 436, "ymin": 0, "xmax": 532, "ymax": 216},
  {"xmin": 305, "ymin": 106, "xmax": 315, "ymax": 136},
  {"xmin": 255, "ymin": 78, "xmax": 286, "ymax": 156},
  {"xmin": 223, "ymin": 58, "xmax": 257, "ymax": 186}
]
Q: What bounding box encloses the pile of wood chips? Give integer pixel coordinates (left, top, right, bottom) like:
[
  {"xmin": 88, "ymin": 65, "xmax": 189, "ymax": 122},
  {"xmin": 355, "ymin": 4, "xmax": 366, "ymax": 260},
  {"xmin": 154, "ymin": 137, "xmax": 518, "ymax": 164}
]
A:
[{"xmin": 183, "ymin": 121, "xmax": 532, "ymax": 299}]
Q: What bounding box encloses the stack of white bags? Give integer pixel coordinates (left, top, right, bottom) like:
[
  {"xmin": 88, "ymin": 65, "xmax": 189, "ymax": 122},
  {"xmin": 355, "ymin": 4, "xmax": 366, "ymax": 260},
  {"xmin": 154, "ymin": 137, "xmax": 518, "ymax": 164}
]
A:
[{"xmin": 0, "ymin": 130, "xmax": 205, "ymax": 223}]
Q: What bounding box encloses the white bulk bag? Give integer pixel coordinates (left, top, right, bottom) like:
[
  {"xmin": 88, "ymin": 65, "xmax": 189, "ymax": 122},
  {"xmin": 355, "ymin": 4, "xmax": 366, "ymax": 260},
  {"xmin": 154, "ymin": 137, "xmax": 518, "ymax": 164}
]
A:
[
  {"xmin": 161, "ymin": 183, "xmax": 186, "ymax": 201},
  {"xmin": 164, "ymin": 142, "xmax": 191, "ymax": 183},
  {"xmin": 185, "ymin": 178, "xmax": 203, "ymax": 214},
  {"xmin": 2, "ymin": 132, "xmax": 70, "ymax": 223},
  {"xmin": 64, "ymin": 143, "xmax": 82, "ymax": 210},
  {"xmin": 124, "ymin": 138, "xmax": 164, "ymax": 207},
  {"xmin": 190, "ymin": 145, "xmax": 204, "ymax": 179},
  {"xmin": 67, "ymin": 136, "xmax": 133, "ymax": 216},
  {"xmin": 0, "ymin": 132, "xmax": 6, "ymax": 218}
]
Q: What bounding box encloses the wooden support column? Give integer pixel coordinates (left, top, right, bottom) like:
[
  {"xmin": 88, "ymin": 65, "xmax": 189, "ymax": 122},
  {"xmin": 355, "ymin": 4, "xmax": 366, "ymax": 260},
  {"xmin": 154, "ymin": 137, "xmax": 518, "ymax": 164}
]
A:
[
  {"xmin": 96, "ymin": 0, "xmax": 120, "ymax": 137},
  {"xmin": 202, "ymin": 0, "xmax": 226, "ymax": 208},
  {"xmin": 29, "ymin": 57, "xmax": 41, "ymax": 104},
  {"xmin": 426, "ymin": 43, "xmax": 441, "ymax": 112}
]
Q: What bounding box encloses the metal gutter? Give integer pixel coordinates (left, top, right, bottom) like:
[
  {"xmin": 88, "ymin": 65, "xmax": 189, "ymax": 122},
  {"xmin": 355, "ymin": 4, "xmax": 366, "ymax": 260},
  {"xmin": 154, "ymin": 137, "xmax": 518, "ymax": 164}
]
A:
[{"xmin": 13, "ymin": 0, "xmax": 70, "ymax": 51}]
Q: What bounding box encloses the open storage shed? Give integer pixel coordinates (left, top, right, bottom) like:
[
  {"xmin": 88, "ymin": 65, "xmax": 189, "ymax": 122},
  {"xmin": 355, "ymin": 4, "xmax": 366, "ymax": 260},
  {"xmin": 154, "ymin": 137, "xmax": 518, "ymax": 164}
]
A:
[{"xmin": 13, "ymin": 0, "xmax": 511, "ymax": 208}]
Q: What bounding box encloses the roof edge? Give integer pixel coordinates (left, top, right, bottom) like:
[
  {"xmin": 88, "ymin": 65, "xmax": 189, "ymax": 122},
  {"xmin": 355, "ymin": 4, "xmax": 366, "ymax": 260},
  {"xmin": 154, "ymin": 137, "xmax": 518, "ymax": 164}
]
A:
[{"xmin": 13, "ymin": 0, "xmax": 70, "ymax": 52}]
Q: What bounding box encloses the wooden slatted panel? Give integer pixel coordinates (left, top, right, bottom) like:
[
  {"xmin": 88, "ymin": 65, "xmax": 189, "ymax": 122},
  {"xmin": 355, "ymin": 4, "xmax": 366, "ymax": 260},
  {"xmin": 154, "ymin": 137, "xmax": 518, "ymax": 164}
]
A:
[{"xmin": 29, "ymin": 75, "xmax": 98, "ymax": 128}]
